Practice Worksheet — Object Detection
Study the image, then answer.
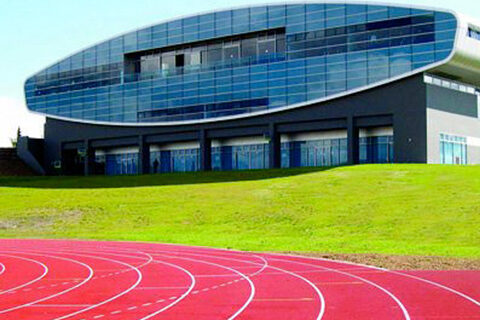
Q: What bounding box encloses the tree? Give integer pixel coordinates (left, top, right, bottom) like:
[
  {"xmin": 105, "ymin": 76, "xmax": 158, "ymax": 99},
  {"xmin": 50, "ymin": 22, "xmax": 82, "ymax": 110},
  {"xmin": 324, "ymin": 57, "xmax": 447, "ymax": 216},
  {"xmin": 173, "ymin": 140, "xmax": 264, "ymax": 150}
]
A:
[
  {"xmin": 10, "ymin": 137, "xmax": 17, "ymax": 148},
  {"xmin": 10, "ymin": 127, "xmax": 21, "ymax": 148}
]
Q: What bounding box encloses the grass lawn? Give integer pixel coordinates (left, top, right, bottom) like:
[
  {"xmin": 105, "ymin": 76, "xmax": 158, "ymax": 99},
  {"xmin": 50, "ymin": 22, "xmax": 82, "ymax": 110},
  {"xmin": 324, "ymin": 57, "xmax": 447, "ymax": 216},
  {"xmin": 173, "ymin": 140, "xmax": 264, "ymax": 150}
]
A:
[{"xmin": 0, "ymin": 164, "xmax": 479, "ymax": 259}]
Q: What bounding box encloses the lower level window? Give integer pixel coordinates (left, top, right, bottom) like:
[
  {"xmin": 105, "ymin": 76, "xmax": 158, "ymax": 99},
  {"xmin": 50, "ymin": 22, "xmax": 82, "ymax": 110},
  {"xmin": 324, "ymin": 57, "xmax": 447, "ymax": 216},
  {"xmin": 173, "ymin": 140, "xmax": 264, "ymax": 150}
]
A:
[
  {"xmin": 150, "ymin": 149, "xmax": 200, "ymax": 173},
  {"xmin": 440, "ymin": 134, "xmax": 467, "ymax": 165},
  {"xmin": 212, "ymin": 144, "xmax": 270, "ymax": 171},
  {"xmin": 281, "ymin": 138, "xmax": 348, "ymax": 168},
  {"xmin": 359, "ymin": 136, "xmax": 394, "ymax": 164},
  {"xmin": 104, "ymin": 153, "xmax": 139, "ymax": 176}
]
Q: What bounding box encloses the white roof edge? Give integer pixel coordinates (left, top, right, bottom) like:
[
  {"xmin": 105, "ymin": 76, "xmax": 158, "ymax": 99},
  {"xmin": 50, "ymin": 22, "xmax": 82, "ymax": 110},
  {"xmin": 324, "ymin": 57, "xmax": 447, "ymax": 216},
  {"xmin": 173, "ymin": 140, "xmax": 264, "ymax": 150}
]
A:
[
  {"xmin": 25, "ymin": 0, "xmax": 458, "ymax": 82},
  {"xmin": 456, "ymin": 12, "xmax": 480, "ymax": 29}
]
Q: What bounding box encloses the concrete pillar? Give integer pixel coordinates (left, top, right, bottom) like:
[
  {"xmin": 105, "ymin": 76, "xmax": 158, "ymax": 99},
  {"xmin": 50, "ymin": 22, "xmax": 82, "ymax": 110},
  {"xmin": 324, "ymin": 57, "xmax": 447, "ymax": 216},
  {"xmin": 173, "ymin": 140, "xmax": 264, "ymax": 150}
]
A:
[
  {"xmin": 138, "ymin": 135, "xmax": 150, "ymax": 175},
  {"xmin": 347, "ymin": 117, "xmax": 359, "ymax": 165},
  {"xmin": 199, "ymin": 129, "xmax": 212, "ymax": 171},
  {"xmin": 269, "ymin": 123, "xmax": 281, "ymax": 169}
]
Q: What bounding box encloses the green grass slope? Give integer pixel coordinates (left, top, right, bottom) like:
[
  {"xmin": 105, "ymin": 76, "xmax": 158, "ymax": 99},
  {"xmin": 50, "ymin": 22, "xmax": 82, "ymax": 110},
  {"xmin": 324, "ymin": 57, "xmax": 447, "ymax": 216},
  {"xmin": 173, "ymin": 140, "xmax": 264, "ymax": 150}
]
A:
[{"xmin": 0, "ymin": 165, "xmax": 478, "ymax": 258}]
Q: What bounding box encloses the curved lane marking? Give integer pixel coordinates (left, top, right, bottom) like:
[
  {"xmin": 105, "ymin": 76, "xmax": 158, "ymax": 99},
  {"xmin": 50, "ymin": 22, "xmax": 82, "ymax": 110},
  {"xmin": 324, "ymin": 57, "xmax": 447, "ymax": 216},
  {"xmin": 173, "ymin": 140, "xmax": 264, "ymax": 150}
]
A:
[
  {"xmin": 133, "ymin": 252, "xmax": 196, "ymax": 320},
  {"xmin": 157, "ymin": 250, "xmax": 326, "ymax": 320},
  {"xmin": 252, "ymin": 254, "xmax": 326, "ymax": 320},
  {"xmin": 48, "ymin": 251, "xmax": 147, "ymax": 320},
  {"xmin": 283, "ymin": 253, "xmax": 480, "ymax": 309},
  {"xmin": 155, "ymin": 252, "xmax": 256, "ymax": 320},
  {"xmin": 388, "ymin": 270, "xmax": 480, "ymax": 308},
  {"xmin": 63, "ymin": 248, "xmax": 197, "ymax": 320},
  {"xmin": 268, "ymin": 257, "xmax": 410, "ymax": 320},
  {"xmin": 0, "ymin": 253, "xmax": 49, "ymax": 295},
  {"xmin": 0, "ymin": 251, "xmax": 93, "ymax": 315},
  {"xmin": 0, "ymin": 262, "xmax": 5, "ymax": 276}
]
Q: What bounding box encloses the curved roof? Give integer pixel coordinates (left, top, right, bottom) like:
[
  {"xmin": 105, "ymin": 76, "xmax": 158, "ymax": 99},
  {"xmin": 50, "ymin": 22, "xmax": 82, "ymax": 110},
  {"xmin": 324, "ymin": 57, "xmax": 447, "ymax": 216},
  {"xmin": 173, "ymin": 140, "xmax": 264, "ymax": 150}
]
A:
[{"xmin": 25, "ymin": 1, "xmax": 473, "ymax": 126}]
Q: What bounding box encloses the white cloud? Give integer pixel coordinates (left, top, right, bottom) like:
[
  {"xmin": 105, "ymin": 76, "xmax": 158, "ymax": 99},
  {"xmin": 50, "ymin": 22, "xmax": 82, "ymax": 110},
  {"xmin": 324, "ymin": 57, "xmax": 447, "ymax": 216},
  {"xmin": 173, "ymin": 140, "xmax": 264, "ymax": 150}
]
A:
[{"xmin": 0, "ymin": 96, "xmax": 45, "ymax": 147}]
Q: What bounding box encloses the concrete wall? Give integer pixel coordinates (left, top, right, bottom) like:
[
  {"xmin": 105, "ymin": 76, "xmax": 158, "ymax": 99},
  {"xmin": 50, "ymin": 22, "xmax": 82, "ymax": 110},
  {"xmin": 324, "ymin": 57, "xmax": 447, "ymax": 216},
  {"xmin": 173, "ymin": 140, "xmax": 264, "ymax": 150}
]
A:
[{"xmin": 16, "ymin": 137, "xmax": 46, "ymax": 175}]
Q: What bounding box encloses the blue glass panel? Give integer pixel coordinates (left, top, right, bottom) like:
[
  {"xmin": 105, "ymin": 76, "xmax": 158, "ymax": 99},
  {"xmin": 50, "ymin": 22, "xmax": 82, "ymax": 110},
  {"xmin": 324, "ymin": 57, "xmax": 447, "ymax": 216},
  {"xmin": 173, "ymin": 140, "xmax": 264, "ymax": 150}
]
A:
[
  {"xmin": 287, "ymin": 5, "xmax": 306, "ymax": 33},
  {"xmin": 27, "ymin": 5, "xmax": 457, "ymax": 124},
  {"xmin": 251, "ymin": 7, "xmax": 268, "ymax": 30},
  {"xmin": 389, "ymin": 7, "xmax": 411, "ymax": 18},
  {"xmin": 346, "ymin": 4, "xmax": 367, "ymax": 24},
  {"xmin": 368, "ymin": 5, "xmax": 388, "ymax": 22},
  {"xmin": 268, "ymin": 5, "xmax": 286, "ymax": 28},
  {"xmin": 123, "ymin": 33, "xmax": 137, "ymax": 52},
  {"xmin": 360, "ymin": 136, "xmax": 394, "ymax": 164},
  {"xmin": 326, "ymin": 5, "xmax": 346, "ymax": 28},
  {"xmin": 233, "ymin": 8, "xmax": 250, "ymax": 33}
]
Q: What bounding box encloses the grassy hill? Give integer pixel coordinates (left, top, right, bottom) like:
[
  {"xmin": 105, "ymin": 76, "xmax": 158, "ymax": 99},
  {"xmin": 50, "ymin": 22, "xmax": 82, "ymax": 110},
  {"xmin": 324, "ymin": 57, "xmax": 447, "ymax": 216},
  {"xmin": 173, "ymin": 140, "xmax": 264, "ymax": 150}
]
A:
[{"xmin": 0, "ymin": 165, "xmax": 479, "ymax": 258}]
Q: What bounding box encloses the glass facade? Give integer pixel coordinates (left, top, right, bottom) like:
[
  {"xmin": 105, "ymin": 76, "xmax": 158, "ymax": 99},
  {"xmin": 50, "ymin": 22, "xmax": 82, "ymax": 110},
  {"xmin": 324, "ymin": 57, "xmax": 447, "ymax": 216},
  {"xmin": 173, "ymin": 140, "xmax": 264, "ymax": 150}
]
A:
[
  {"xmin": 25, "ymin": 4, "xmax": 457, "ymax": 124},
  {"xmin": 212, "ymin": 144, "xmax": 270, "ymax": 171},
  {"xmin": 359, "ymin": 136, "xmax": 394, "ymax": 164},
  {"xmin": 440, "ymin": 134, "xmax": 467, "ymax": 165},
  {"xmin": 96, "ymin": 134, "xmax": 395, "ymax": 175},
  {"xmin": 281, "ymin": 138, "xmax": 348, "ymax": 168},
  {"xmin": 150, "ymin": 149, "xmax": 200, "ymax": 173},
  {"xmin": 99, "ymin": 153, "xmax": 139, "ymax": 176}
]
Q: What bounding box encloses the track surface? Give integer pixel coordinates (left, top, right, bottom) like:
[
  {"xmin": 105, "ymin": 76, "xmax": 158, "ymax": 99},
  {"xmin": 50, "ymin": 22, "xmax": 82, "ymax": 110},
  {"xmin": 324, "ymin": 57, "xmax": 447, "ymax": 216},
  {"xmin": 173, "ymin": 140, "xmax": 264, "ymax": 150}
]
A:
[{"xmin": 0, "ymin": 240, "xmax": 478, "ymax": 319}]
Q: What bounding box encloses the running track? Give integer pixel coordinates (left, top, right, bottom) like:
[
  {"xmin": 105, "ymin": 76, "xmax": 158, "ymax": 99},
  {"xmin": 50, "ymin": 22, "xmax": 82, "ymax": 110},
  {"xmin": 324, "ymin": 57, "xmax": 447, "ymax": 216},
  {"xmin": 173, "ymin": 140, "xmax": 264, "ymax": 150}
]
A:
[{"xmin": 0, "ymin": 240, "xmax": 478, "ymax": 319}]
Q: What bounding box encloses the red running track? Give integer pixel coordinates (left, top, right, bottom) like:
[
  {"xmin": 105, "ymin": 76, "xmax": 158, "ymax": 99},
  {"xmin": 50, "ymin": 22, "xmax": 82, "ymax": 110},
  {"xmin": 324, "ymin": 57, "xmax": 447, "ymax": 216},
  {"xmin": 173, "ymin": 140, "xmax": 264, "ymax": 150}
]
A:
[{"xmin": 0, "ymin": 240, "xmax": 478, "ymax": 319}]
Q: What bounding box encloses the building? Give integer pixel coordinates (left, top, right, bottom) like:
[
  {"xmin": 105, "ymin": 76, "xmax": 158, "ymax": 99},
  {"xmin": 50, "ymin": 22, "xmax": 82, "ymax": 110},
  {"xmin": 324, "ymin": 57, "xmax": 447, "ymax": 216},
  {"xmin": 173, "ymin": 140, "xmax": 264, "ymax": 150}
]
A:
[{"xmin": 22, "ymin": 2, "xmax": 480, "ymax": 176}]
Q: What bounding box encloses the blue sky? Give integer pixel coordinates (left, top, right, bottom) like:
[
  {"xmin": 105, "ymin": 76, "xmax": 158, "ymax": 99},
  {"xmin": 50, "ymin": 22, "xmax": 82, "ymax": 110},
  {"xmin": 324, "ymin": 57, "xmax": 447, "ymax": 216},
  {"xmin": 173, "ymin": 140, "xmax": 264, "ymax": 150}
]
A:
[{"xmin": 0, "ymin": 0, "xmax": 477, "ymax": 146}]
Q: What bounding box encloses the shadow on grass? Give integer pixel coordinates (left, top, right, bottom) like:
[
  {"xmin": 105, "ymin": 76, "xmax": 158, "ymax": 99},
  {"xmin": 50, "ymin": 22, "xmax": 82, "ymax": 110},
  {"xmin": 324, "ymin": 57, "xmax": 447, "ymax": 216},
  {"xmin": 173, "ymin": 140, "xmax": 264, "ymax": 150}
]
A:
[{"xmin": 0, "ymin": 167, "xmax": 332, "ymax": 189}]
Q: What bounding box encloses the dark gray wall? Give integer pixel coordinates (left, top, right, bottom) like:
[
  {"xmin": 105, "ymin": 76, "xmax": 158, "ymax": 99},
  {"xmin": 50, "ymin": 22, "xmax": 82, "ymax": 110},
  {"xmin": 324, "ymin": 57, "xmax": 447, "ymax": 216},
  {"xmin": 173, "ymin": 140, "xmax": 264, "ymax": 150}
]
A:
[
  {"xmin": 17, "ymin": 136, "xmax": 46, "ymax": 175},
  {"xmin": 427, "ymin": 84, "xmax": 478, "ymax": 118},
  {"xmin": 43, "ymin": 74, "xmax": 429, "ymax": 174}
]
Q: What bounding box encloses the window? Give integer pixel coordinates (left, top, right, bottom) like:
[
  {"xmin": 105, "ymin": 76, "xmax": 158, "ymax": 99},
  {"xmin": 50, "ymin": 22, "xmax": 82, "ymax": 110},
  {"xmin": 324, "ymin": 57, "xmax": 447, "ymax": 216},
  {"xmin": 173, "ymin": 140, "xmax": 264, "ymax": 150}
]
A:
[
  {"xmin": 161, "ymin": 55, "xmax": 175, "ymax": 71},
  {"xmin": 258, "ymin": 39, "xmax": 276, "ymax": 55},
  {"xmin": 424, "ymin": 74, "xmax": 477, "ymax": 94},
  {"xmin": 105, "ymin": 153, "xmax": 139, "ymax": 175},
  {"xmin": 241, "ymin": 38, "xmax": 258, "ymax": 57},
  {"xmin": 224, "ymin": 44, "xmax": 240, "ymax": 61},
  {"xmin": 207, "ymin": 47, "xmax": 223, "ymax": 64},
  {"xmin": 359, "ymin": 136, "xmax": 394, "ymax": 164},
  {"xmin": 189, "ymin": 51, "xmax": 202, "ymax": 65},
  {"xmin": 140, "ymin": 55, "xmax": 160, "ymax": 75},
  {"xmin": 287, "ymin": 14, "xmax": 439, "ymax": 60},
  {"xmin": 468, "ymin": 28, "xmax": 480, "ymax": 41},
  {"xmin": 175, "ymin": 54, "xmax": 185, "ymax": 68},
  {"xmin": 281, "ymin": 138, "xmax": 348, "ymax": 168},
  {"xmin": 440, "ymin": 134, "xmax": 467, "ymax": 165}
]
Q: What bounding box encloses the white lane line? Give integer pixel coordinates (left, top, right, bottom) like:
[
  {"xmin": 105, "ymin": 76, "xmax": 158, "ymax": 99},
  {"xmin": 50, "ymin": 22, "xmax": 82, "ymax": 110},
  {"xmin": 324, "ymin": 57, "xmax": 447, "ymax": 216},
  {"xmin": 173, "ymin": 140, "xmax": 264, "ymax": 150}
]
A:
[
  {"xmin": 265, "ymin": 252, "xmax": 389, "ymax": 272},
  {"xmin": 160, "ymin": 250, "xmax": 325, "ymax": 320},
  {"xmin": 154, "ymin": 252, "xmax": 255, "ymax": 320},
  {"xmin": 72, "ymin": 250, "xmax": 197, "ymax": 320},
  {"xmin": 268, "ymin": 257, "xmax": 411, "ymax": 320},
  {"xmin": 0, "ymin": 262, "xmax": 5, "ymax": 276},
  {"xmin": 388, "ymin": 270, "xmax": 480, "ymax": 308},
  {"xmin": 1, "ymin": 247, "xmax": 148, "ymax": 320},
  {"xmin": 0, "ymin": 252, "xmax": 94, "ymax": 315},
  {"xmin": 134, "ymin": 286, "xmax": 192, "ymax": 290},
  {"xmin": 250, "ymin": 255, "xmax": 269, "ymax": 277},
  {"xmin": 254, "ymin": 255, "xmax": 326, "ymax": 320},
  {"xmin": 48, "ymin": 251, "xmax": 146, "ymax": 320},
  {"xmin": 253, "ymin": 254, "xmax": 325, "ymax": 320},
  {"xmin": 291, "ymin": 254, "xmax": 480, "ymax": 310},
  {"xmin": 0, "ymin": 254, "xmax": 49, "ymax": 295},
  {"xmin": 102, "ymin": 245, "xmax": 325, "ymax": 320},
  {"xmin": 28, "ymin": 304, "xmax": 93, "ymax": 307}
]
